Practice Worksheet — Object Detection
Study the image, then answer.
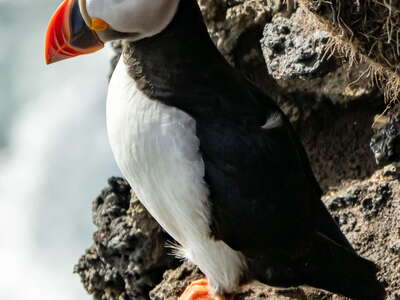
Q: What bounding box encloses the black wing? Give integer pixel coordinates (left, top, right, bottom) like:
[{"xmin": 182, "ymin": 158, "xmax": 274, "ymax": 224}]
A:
[
  {"xmin": 195, "ymin": 81, "xmax": 352, "ymax": 256},
  {"xmin": 197, "ymin": 111, "xmax": 313, "ymax": 254}
]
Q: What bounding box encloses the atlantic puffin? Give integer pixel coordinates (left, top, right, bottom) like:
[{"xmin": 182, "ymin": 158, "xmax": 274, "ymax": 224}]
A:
[{"xmin": 45, "ymin": 0, "xmax": 385, "ymax": 299}]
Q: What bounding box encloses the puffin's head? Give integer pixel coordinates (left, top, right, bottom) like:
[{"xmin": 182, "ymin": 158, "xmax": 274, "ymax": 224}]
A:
[{"xmin": 45, "ymin": 0, "xmax": 180, "ymax": 64}]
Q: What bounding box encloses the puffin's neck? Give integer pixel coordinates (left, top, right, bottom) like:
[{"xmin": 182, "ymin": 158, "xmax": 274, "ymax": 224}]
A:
[{"xmin": 122, "ymin": 0, "xmax": 231, "ymax": 100}]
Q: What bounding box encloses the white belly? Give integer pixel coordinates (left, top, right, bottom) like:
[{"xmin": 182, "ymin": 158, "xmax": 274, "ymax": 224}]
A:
[{"xmin": 106, "ymin": 57, "xmax": 246, "ymax": 293}]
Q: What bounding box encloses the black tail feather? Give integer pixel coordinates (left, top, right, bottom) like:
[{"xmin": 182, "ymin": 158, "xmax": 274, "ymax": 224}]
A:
[
  {"xmin": 251, "ymin": 232, "xmax": 385, "ymax": 299},
  {"xmin": 297, "ymin": 232, "xmax": 385, "ymax": 300},
  {"xmin": 315, "ymin": 200, "xmax": 355, "ymax": 252}
]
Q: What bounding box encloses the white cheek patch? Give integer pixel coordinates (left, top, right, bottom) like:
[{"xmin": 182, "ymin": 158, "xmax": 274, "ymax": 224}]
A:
[{"xmin": 86, "ymin": 0, "xmax": 179, "ymax": 37}]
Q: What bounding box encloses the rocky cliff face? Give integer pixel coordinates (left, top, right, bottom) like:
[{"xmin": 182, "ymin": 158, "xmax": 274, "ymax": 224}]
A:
[
  {"xmin": 75, "ymin": 1, "xmax": 400, "ymax": 299},
  {"xmin": 75, "ymin": 165, "xmax": 400, "ymax": 300}
]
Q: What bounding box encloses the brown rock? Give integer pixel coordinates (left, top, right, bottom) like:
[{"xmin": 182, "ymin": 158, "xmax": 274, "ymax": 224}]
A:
[{"xmin": 149, "ymin": 261, "xmax": 344, "ymax": 300}]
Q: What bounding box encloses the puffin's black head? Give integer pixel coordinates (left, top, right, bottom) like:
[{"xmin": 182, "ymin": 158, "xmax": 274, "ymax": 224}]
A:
[{"xmin": 45, "ymin": 0, "xmax": 180, "ymax": 64}]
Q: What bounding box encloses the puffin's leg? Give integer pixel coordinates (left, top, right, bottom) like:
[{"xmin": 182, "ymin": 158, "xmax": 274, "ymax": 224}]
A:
[{"xmin": 179, "ymin": 278, "xmax": 226, "ymax": 300}]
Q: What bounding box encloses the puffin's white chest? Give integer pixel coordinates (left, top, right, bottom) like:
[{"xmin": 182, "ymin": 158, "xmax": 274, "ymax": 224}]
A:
[
  {"xmin": 106, "ymin": 57, "xmax": 246, "ymax": 293},
  {"xmin": 106, "ymin": 57, "xmax": 210, "ymax": 244}
]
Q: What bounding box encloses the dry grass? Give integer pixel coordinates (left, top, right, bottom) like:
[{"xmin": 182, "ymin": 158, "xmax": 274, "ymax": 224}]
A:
[{"xmin": 298, "ymin": 0, "xmax": 400, "ymax": 103}]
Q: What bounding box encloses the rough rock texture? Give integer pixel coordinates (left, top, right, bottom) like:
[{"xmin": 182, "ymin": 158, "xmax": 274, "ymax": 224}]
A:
[
  {"xmin": 323, "ymin": 164, "xmax": 400, "ymax": 299},
  {"xmin": 198, "ymin": 0, "xmax": 271, "ymax": 62},
  {"xmin": 260, "ymin": 7, "xmax": 377, "ymax": 106},
  {"xmin": 75, "ymin": 0, "xmax": 400, "ymax": 299},
  {"xmin": 261, "ymin": 10, "xmax": 332, "ymax": 80},
  {"xmin": 299, "ymin": 97, "xmax": 383, "ymax": 190},
  {"xmin": 74, "ymin": 177, "xmax": 178, "ymax": 300}
]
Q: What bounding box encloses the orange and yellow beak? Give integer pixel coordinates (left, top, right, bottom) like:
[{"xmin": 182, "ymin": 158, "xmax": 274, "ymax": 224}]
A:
[{"xmin": 45, "ymin": 0, "xmax": 105, "ymax": 64}]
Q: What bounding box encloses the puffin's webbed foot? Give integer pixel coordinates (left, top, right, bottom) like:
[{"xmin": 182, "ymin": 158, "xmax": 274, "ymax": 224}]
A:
[{"xmin": 179, "ymin": 278, "xmax": 227, "ymax": 300}]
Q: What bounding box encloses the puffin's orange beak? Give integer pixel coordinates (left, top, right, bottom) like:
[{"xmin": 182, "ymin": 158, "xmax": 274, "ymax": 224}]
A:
[{"xmin": 45, "ymin": 0, "xmax": 104, "ymax": 64}]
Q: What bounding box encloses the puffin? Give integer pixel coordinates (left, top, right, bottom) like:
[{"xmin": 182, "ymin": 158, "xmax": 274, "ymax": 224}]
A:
[{"xmin": 45, "ymin": 0, "xmax": 385, "ymax": 299}]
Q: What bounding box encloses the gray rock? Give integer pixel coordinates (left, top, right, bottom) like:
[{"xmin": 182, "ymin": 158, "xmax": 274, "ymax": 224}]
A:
[
  {"xmin": 325, "ymin": 181, "xmax": 392, "ymax": 220},
  {"xmin": 261, "ymin": 10, "xmax": 332, "ymax": 80}
]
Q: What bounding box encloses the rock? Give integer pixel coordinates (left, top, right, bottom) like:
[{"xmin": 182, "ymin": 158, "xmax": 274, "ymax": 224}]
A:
[
  {"xmin": 74, "ymin": 177, "xmax": 178, "ymax": 300},
  {"xmin": 149, "ymin": 262, "xmax": 203, "ymax": 300},
  {"xmin": 261, "ymin": 9, "xmax": 332, "ymax": 80},
  {"xmin": 370, "ymin": 107, "xmax": 400, "ymax": 166},
  {"xmin": 198, "ymin": 0, "xmax": 271, "ymax": 61},
  {"xmin": 322, "ymin": 166, "xmax": 400, "ymax": 298},
  {"xmin": 258, "ymin": 6, "xmax": 379, "ymax": 129},
  {"xmin": 260, "ymin": 7, "xmax": 377, "ymax": 106},
  {"xmin": 299, "ymin": 97, "xmax": 382, "ymax": 191},
  {"xmin": 150, "ymin": 262, "xmax": 340, "ymax": 300},
  {"xmin": 382, "ymin": 163, "xmax": 400, "ymax": 179}
]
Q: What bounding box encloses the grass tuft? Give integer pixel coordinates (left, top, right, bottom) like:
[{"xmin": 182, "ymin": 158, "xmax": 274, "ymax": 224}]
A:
[{"xmin": 298, "ymin": 0, "xmax": 400, "ymax": 104}]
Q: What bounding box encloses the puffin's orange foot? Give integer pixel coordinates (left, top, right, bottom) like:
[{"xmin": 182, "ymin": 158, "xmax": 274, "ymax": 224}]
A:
[{"xmin": 179, "ymin": 278, "xmax": 226, "ymax": 300}]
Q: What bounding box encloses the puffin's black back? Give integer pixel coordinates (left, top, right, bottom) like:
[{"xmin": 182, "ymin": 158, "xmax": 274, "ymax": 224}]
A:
[{"xmin": 123, "ymin": 0, "xmax": 384, "ymax": 298}]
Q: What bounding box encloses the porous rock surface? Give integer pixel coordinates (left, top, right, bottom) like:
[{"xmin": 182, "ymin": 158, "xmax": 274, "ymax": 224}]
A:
[
  {"xmin": 260, "ymin": 6, "xmax": 377, "ymax": 106},
  {"xmin": 261, "ymin": 10, "xmax": 331, "ymax": 80},
  {"xmin": 323, "ymin": 164, "xmax": 400, "ymax": 299},
  {"xmin": 74, "ymin": 177, "xmax": 178, "ymax": 300}
]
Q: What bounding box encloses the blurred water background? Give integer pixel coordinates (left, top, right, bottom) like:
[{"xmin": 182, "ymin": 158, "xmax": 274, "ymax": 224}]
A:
[{"xmin": 0, "ymin": 1, "xmax": 120, "ymax": 299}]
